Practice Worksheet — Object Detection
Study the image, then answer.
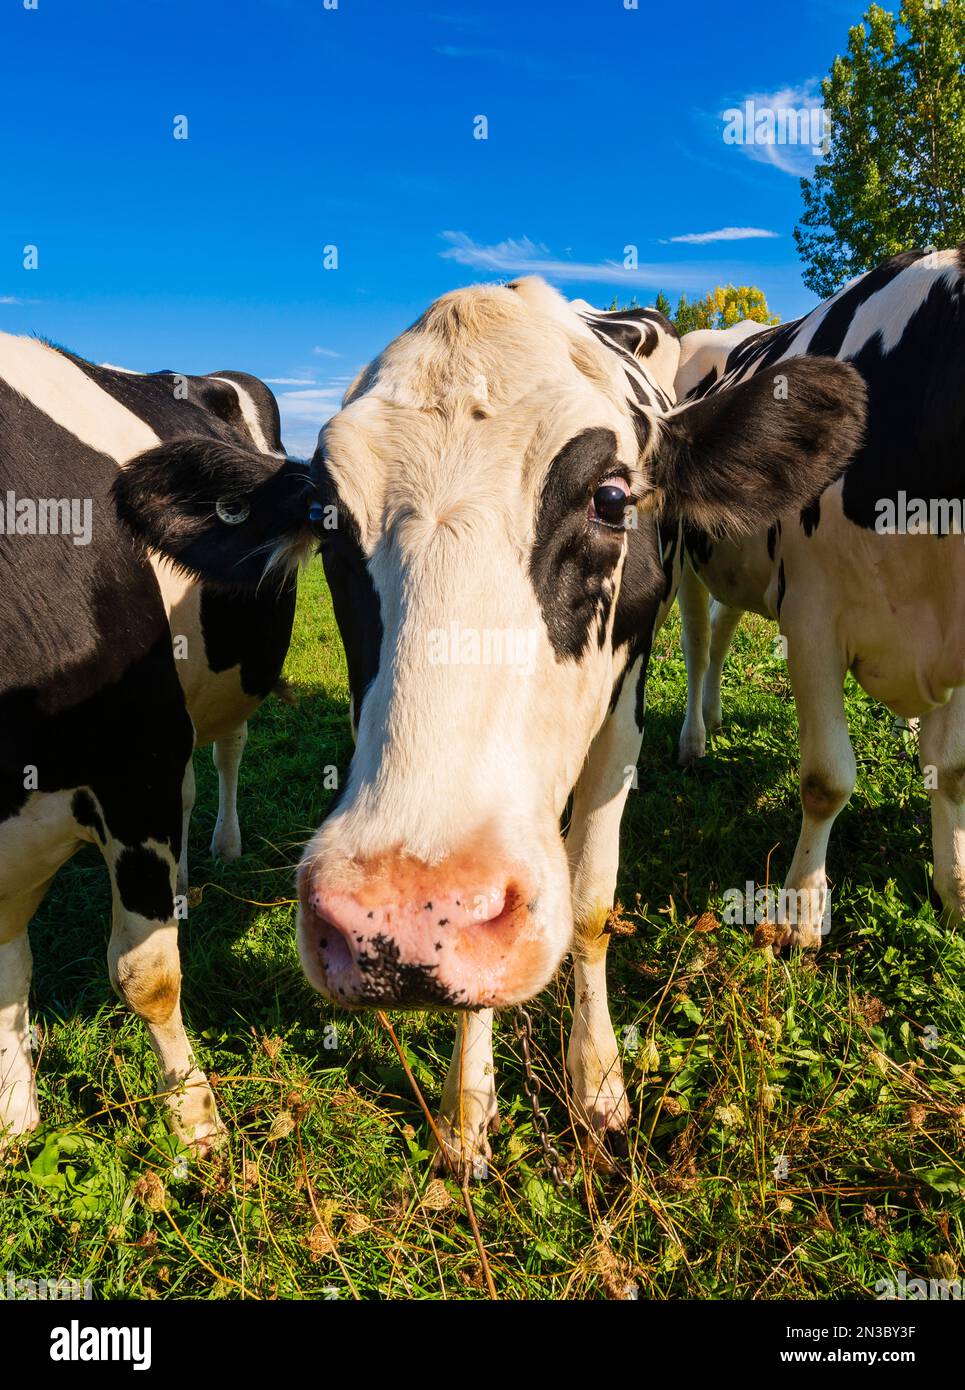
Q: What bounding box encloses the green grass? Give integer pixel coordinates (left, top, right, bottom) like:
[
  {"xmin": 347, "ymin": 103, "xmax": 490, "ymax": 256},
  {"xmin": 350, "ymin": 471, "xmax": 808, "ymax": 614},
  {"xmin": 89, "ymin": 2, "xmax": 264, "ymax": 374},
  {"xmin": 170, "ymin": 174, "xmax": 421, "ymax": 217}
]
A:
[{"xmin": 2, "ymin": 560, "xmax": 963, "ymax": 1300}]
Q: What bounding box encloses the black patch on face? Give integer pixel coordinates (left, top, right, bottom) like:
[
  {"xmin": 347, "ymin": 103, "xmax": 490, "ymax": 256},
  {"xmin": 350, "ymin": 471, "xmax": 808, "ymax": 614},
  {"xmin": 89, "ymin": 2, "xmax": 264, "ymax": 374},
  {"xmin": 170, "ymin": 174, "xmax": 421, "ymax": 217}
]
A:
[
  {"xmin": 776, "ymin": 559, "xmax": 787, "ymax": 617},
  {"xmin": 607, "ymin": 511, "xmax": 667, "ymax": 728},
  {"xmin": 766, "ymin": 523, "xmax": 778, "ymax": 561},
  {"xmin": 114, "ymin": 845, "xmax": 175, "ymax": 921},
  {"xmin": 313, "ymin": 470, "xmax": 383, "ymax": 726},
  {"xmin": 530, "ymin": 428, "xmax": 631, "ymax": 661},
  {"xmin": 71, "ymin": 790, "xmax": 106, "ymax": 843}
]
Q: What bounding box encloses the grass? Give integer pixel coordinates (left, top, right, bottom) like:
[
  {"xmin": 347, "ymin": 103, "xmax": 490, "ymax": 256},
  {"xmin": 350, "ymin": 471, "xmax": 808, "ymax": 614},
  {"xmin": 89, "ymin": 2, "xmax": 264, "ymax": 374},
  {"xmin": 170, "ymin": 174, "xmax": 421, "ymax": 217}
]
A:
[{"xmin": 2, "ymin": 559, "xmax": 963, "ymax": 1300}]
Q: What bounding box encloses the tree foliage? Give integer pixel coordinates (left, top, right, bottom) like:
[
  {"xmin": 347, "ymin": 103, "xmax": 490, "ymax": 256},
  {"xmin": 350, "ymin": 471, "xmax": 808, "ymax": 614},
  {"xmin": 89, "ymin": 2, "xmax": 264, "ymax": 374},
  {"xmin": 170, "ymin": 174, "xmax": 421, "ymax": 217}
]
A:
[
  {"xmin": 608, "ymin": 285, "xmax": 778, "ymax": 333},
  {"xmin": 795, "ymin": 0, "xmax": 965, "ymax": 297},
  {"xmin": 670, "ymin": 284, "xmax": 779, "ymax": 333}
]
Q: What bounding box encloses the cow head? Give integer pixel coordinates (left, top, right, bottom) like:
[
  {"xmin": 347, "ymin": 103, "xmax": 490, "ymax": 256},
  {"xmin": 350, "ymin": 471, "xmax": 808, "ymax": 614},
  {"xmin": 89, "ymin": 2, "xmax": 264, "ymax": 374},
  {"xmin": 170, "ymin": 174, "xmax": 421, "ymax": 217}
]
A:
[
  {"xmin": 113, "ymin": 281, "xmax": 865, "ymax": 1011},
  {"xmin": 295, "ymin": 278, "xmax": 866, "ymax": 1010}
]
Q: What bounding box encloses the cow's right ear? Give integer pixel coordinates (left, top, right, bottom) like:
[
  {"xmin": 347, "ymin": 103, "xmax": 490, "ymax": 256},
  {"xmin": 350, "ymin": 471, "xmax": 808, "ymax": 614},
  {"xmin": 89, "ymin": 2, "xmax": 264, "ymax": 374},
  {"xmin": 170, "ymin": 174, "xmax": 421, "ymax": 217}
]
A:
[
  {"xmin": 642, "ymin": 356, "xmax": 867, "ymax": 535},
  {"xmin": 113, "ymin": 439, "xmax": 320, "ymax": 588}
]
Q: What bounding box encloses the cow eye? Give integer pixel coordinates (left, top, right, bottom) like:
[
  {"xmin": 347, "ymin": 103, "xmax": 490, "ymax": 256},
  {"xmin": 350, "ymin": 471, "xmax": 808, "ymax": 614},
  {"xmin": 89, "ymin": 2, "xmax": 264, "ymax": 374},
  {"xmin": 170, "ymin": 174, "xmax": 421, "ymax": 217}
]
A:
[
  {"xmin": 215, "ymin": 497, "xmax": 250, "ymax": 525},
  {"xmin": 590, "ymin": 478, "xmax": 631, "ymax": 529}
]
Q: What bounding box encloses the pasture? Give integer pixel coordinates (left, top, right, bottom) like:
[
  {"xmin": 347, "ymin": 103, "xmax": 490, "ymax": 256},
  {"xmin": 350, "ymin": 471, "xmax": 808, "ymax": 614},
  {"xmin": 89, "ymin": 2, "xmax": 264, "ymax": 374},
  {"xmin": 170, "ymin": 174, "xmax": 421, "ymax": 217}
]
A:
[{"xmin": 2, "ymin": 560, "xmax": 962, "ymax": 1301}]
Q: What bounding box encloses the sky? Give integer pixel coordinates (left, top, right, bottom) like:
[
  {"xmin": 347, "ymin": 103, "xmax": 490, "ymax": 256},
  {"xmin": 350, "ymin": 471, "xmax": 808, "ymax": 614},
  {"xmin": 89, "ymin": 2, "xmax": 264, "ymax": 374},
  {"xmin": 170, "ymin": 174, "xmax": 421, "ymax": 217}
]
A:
[{"xmin": 0, "ymin": 0, "xmax": 866, "ymax": 456}]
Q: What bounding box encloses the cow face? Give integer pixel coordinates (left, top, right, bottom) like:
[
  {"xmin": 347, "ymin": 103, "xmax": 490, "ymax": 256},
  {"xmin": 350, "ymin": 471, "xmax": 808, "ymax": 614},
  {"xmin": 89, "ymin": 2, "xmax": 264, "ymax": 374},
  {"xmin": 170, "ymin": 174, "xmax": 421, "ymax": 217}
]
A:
[{"xmin": 296, "ymin": 277, "xmax": 866, "ymax": 1011}]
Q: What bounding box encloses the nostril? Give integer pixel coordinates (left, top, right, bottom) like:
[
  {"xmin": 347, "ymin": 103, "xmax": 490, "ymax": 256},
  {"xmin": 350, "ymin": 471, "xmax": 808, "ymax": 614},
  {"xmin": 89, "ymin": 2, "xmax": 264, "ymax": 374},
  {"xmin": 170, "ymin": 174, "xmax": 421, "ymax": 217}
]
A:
[{"xmin": 314, "ymin": 911, "xmax": 354, "ymax": 976}]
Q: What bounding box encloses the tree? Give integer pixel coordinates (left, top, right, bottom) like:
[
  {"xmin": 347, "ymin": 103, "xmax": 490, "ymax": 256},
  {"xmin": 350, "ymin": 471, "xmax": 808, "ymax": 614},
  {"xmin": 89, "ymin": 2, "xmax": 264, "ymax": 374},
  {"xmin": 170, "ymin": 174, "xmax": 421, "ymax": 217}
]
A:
[
  {"xmin": 609, "ymin": 285, "xmax": 778, "ymax": 331},
  {"xmin": 795, "ymin": 0, "xmax": 965, "ymax": 297},
  {"xmin": 670, "ymin": 284, "xmax": 779, "ymax": 333}
]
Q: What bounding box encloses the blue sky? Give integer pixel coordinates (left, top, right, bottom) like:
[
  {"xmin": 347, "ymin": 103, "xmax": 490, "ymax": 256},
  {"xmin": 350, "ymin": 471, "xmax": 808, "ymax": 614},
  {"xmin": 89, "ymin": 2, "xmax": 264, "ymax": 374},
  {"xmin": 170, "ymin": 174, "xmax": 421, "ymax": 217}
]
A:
[{"xmin": 1, "ymin": 0, "xmax": 864, "ymax": 455}]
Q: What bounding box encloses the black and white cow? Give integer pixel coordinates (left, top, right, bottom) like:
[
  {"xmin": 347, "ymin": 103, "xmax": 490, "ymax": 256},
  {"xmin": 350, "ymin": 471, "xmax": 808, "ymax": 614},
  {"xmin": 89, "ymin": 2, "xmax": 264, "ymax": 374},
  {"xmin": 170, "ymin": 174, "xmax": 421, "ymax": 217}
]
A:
[
  {"xmin": 262, "ymin": 277, "xmax": 863, "ymax": 1171},
  {"xmin": 674, "ymin": 247, "xmax": 965, "ymax": 946},
  {"xmin": 0, "ymin": 333, "xmax": 313, "ymax": 1146},
  {"xmin": 99, "ymin": 280, "xmax": 863, "ymax": 1169}
]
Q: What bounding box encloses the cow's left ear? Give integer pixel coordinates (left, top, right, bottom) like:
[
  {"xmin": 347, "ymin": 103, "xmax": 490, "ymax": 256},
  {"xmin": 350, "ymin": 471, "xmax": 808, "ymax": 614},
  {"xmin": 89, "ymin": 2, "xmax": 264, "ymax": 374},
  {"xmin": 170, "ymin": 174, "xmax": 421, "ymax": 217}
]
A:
[
  {"xmin": 113, "ymin": 440, "xmax": 319, "ymax": 588},
  {"xmin": 643, "ymin": 356, "xmax": 867, "ymax": 534}
]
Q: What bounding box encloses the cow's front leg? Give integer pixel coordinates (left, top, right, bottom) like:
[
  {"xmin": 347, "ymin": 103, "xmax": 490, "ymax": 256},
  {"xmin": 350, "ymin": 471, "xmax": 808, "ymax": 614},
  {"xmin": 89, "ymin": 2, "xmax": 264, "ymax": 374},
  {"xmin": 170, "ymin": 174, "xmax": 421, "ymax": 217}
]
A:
[
  {"xmin": 780, "ymin": 623, "xmax": 854, "ymax": 949},
  {"xmin": 432, "ymin": 1010, "xmax": 497, "ymax": 1179},
  {"xmin": 106, "ymin": 844, "xmax": 221, "ymax": 1149},
  {"xmin": 565, "ymin": 655, "xmax": 646, "ymax": 1137},
  {"xmin": 210, "ymin": 722, "xmax": 247, "ymax": 863},
  {"xmin": 0, "ymin": 883, "xmax": 50, "ymax": 1144},
  {"xmin": 919, "ymin": 688, "xmax": 965, "ymax": 924}
]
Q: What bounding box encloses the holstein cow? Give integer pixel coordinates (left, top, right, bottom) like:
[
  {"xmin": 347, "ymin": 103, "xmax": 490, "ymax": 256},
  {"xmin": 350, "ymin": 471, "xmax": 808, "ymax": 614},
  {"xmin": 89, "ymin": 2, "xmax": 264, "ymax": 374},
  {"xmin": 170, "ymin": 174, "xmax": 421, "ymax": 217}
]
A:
[
  {"xmin": 674, "ymin": 247, "xmax": 965, "ymax": 946},
  {"xmin": 106, "ymin": 281, "xmax": 862, "ymax": 1170},
  {"xmin": 0, "ymin": 334, "xmax": 311, "ymax": 1145},
  {"xmin": 259, "ymin": 277, "xmax": 862, "ymax": 1171}
]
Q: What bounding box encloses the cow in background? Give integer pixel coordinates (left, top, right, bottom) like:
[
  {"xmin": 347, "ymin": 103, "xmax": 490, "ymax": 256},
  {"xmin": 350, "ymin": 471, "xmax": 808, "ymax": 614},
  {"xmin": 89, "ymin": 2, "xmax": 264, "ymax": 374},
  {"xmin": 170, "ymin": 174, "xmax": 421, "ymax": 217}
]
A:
[
  {"xmin": 674, "ymin": 247, "xmax": 965, "ymax": 945},
  {"xmin": 0, "ymin": 335, "xmax": 309, "ymax": 1145}
]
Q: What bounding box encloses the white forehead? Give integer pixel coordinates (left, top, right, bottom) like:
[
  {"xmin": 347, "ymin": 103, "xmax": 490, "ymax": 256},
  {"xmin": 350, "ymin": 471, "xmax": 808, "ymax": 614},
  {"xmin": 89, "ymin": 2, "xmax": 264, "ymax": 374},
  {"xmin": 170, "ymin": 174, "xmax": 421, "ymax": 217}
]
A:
[{"xmin": 322, "ymin": 277, "xmax": 668, "ymax": 533}]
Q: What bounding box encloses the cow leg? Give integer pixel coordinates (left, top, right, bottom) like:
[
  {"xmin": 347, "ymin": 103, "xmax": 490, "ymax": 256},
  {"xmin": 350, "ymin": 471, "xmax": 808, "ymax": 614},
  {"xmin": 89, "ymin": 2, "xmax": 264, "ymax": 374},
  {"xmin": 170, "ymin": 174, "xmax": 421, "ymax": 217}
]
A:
[
  {"xmin": 780, "ymin": 635, "xmax": 854, "ymax": 949},
  {"xmin": 0, "ymin": 881, "xmax": 52, "ymax": 1143},
  {"xmin": 678, "ymin": 561, "xmax": 712, "ymax": 765},
  {"xmin": 565, "ymin": 655, "xmax": 645, "ymax": 1136},
  {"xmin": 210, "ymin": 722, "xmax": 247, "ymax": 862},
  {"xmin": 177, "ymin": 756, "xmax": 195, "ymax": 897},
  {"xmin": 919, "ymin": 689, "xmax": 965, "ymax": 923},
  {"xmin": 703, "ymin": 599, "xmax": 743, "ymax": 735},
  {"xmin": 433, "ymin": 1009, "xmax": 497, "ymax": 1179},
  {"xmin": 105, "ymin": 843, "xmax": 221, "ymax": 1149}
]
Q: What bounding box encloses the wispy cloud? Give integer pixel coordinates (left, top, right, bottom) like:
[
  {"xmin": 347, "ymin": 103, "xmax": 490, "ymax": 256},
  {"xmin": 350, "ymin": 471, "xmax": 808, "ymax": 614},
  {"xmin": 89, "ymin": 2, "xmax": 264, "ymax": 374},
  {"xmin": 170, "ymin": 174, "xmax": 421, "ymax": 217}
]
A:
[
  {"xmin": 439, "ymin": 232, "xmax": 745, "ymax": 292},
  {"xmin": 721, "ymin": 81, "xmax": 826, "ymax": 177},
  {"xmin": 276, "ymin": 375, "xmax": 357, "ymax": 457},
  {"xmin": 0, "ymin": 296, "xmax": 22, "ymax": 306},
  {"xmin": 663, "ymin": 226, "xmax": 779, "ymax": 245},
  {"xmin": 264, "ymin": 376, "xmax": 317, "ymax": 386},
  {"xmin": 311, "ymin": 345, "xmax": 340, "ymax": 358}
]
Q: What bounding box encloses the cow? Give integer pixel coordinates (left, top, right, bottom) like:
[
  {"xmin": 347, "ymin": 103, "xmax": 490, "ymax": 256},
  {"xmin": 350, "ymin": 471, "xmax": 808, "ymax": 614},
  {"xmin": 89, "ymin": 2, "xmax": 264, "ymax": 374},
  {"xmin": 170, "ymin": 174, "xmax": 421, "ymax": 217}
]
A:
[
  {"xmin": 0, "ymin": 333, "xmax": 312, "ymax": 1147},
  {"xmin": 245, "ymin": 276, "xmax": 860, "ymax": 1173},
  {"xmin": 673, "ymin": 247, "xmax": 965, "ymax": 948}
]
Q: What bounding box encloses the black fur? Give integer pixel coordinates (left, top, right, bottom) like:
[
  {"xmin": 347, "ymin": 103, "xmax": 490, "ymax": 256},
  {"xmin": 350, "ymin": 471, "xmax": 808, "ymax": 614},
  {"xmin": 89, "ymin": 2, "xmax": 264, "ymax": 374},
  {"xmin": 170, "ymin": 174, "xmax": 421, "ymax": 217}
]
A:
[
  {"xmin": 113, "ymin": 441, "xmax": 317, "ymax": 588},
  {"xmin": 649, "ymin": 357, "xmax": 867, "ymax": 537}
]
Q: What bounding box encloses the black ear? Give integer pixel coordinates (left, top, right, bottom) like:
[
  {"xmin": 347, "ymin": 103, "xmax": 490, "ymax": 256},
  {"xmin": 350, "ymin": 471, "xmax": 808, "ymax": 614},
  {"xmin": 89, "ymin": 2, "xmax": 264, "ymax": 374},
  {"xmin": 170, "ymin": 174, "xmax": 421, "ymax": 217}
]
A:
[
  {"xmin": 113, "ymin": 439, "xmax": 319, "ymax": 588},
  {"xmin": 646, "ymin": 356, "xmax": 867, "ymax": 535}
]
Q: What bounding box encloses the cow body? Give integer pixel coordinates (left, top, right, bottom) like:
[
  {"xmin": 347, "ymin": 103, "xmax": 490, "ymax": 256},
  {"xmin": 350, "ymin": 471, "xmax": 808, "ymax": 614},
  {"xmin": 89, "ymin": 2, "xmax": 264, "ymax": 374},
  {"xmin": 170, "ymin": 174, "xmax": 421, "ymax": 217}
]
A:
[
  {"xmin": 674, "ymin": 247, "xmax": 965, "ymax": 943},
  {"xmin": 0, "ymin": 335, "xmax": 299, "ymax": 1144}
]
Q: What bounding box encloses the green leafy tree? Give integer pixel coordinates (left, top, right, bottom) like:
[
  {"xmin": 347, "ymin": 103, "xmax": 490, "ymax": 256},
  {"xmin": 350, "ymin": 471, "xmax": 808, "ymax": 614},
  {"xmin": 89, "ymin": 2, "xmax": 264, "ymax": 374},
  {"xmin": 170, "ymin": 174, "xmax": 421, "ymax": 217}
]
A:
[
  {"xmin": 795, "ymin": 0, "xmax": 965, "ymax": 297},
  {"xmin": 609, "ymin": 286, "xmax": 777, "ymax": 331},
  {"xmin": 671, "ymin": 284, "xmax": 779, "ymax": 333}
]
